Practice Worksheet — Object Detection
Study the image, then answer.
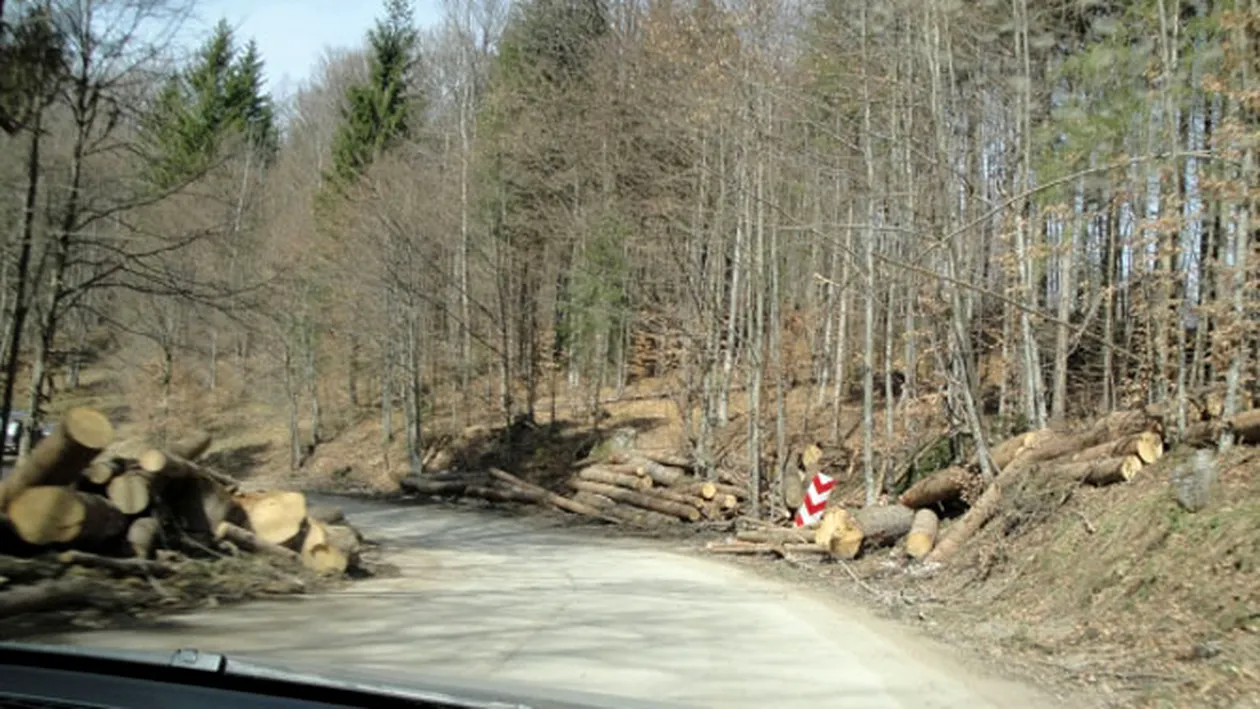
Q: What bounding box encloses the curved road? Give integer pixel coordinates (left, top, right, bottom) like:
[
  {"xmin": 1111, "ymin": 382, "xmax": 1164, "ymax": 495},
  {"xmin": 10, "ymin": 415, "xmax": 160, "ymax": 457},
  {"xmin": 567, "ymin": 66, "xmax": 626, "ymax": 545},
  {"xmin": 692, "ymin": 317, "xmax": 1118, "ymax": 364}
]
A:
[{"xmin": 38, "ymin": 498, "xmax": 1068, "ymax": 708}]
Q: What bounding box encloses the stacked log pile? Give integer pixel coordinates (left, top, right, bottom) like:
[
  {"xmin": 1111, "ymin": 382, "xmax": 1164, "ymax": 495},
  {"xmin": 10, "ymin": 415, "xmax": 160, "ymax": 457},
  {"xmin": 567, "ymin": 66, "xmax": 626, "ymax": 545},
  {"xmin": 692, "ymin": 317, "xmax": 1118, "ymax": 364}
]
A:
[
  {"xmin": 0, "ymin": 407, "xmax": 367, "ymax": 622},
  {"xmin": 705, "ymin": 406, "xmax": 1216, "ymax": 562},
  {"xmin": 400, "ymin": 446, "xmax": 744, "ymax": 528}
]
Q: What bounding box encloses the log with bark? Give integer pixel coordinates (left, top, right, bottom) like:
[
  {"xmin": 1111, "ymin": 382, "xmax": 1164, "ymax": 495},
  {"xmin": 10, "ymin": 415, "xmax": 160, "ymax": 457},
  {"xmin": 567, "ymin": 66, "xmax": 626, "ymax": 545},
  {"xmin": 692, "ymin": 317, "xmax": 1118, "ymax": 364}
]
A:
[
  {"xmin": 905, "ymin": 509, "xmax": 939, "ymax": 560},
  {"xmin": 575, "ymin": 465, "xmax": 653, "ymax": 491},
  {"xmin": 826, "ymin": 504, "xmax": 916, "ymax": 560},
  {"xmin": 734, "ymin": 528, "xmax": 813, "ymax": 544},
  {"xmin": 604, "ymin": 452, "xmax": 689, "ymax": 486},
  {"xmin": 1067, "ymin": 432, "xmax": 1163, "ymax": 465},
  {"xmin": 569, "ymin": 480, "xmax": 701, "ymax": 522},
  {"xmin": 925, "ymin": 463, "xmax": 1022, "ymax": 564},
  {"xmin": 0, "ymin": 408, "xmax": 115, "ymax": 510},
  {"xmin": 214, "ymin": 521, "xmax": 299, "ymax": 561},
  {"xmin": 56, "ymin": 550, "xmax": 174, "ymax": 577},
  {"xmin": 0, "ymin": 577, "xmax": 95, "ymax": 619},
  {"xmin": 487, "ymin": 468, "xmax": 617, "ymax": 521},
  {"xmin": 1231, "ymin": 409, "xmax": 1260, "ymax": 445},
  {"xmin": 898, "ymin": 466, "xmax": 980, "ymax": 509},
  {"xmin": 6, "ymin": 486, "xmax": 127, "ymax": 546},
  {"xmin": 235, "ymin": 490, "xmax": 308, "ymax": 547},
  {"xmin": 683, "ymin": 481, "xmax": 748, "ymax": 500},
  {"xmin": 705, "ymin": 541, "xmax": 828, "ymax": 556},
  {"xmin": 1049, "ymin": 455, "xmax": 1143, "ymax": 486},
  {"xmin": 138, "ymin": 450, "xmax": 239, "ymax": 492},
  {"xmin": 571, "ymin": 490, "xmax": 679, "ymax": 527},
  {"xmin": 165, "ymin": 477, "xmax": 242, "ymax": 536}
]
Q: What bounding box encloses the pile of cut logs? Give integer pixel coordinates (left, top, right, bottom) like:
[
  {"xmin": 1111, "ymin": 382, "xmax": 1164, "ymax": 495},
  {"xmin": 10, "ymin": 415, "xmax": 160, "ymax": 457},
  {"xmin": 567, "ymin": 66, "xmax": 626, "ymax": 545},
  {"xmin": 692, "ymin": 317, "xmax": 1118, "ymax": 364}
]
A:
[
  {"xmin": 708, "ymin": 405, "xmax": 1260, "ymax": 563},
  {"xmin": 0, "ymin": 407, "xmax": 364, "ymax": 583},
  {"xmin": 400, "ymin": 448, "xmax": 744, "ymax": 526}
]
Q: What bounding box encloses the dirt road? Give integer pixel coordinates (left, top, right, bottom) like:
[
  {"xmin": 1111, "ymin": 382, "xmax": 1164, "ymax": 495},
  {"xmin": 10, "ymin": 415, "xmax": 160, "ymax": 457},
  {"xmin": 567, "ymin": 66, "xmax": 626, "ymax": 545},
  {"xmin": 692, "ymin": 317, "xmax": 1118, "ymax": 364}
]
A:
[{"xmin": 35, "ymin": 498, "xmax": 1077, "ymax": 708}]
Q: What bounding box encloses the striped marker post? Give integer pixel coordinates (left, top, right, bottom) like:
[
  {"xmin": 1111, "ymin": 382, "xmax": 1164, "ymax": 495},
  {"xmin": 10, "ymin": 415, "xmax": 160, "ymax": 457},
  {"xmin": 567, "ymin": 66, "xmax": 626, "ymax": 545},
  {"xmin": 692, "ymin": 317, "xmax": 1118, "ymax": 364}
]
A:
[{"xmin": 793, "ymin": 471, "xmax": 835, "ymax": 527}]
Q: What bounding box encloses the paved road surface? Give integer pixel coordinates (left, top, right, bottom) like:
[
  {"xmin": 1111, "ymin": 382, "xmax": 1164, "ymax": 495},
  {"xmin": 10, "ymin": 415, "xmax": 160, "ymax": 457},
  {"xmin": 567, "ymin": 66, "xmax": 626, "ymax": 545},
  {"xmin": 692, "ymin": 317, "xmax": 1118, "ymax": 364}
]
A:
[{"xmin": 36, "ymin": 498, "xmax": 1068, "ymax": 708}]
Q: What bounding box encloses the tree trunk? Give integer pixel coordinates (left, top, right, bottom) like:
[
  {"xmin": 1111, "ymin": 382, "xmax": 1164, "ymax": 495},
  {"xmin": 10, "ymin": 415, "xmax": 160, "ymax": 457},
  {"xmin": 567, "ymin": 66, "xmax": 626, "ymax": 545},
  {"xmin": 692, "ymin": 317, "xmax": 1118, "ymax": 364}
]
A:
[
  {"xmin": 0, "ymin": 407, "xmax": 114, "ymax": 510},
  {"xmin": 6, "ymin": 486, "xmax": 127, "ymax": 546},
  {"xmin": 905, "ymin": 508, "xmax": 939, "ymax": 560}
]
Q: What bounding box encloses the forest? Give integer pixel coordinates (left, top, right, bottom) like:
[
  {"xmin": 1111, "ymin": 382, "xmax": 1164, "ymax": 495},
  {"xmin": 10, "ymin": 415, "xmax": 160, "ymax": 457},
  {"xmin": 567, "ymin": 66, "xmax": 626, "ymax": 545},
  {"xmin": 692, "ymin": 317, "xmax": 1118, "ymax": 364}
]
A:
[{"xmin": 0, "ymin": 0, "xmax": 1256, "ymax": 510}]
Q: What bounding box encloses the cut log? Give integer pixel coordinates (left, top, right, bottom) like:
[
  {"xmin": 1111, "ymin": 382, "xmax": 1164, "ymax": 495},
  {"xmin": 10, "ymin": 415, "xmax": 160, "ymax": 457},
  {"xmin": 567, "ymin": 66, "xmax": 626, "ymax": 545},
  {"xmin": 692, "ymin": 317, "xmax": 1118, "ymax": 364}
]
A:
[
  {"xmin": 0, "ymin": 408, "xmax": 114, "ymax": 510},
  {"xmin": 138, "ymin": 450, "xmax": 239, "ymax": 491},
  {"xmin": 898, "ymin": 466, "xmax": 979, "ymax": 509},
  {"xmin": 235, "ymin": 490, "xmax": 308, "ymax": 546},
  {"xmin": 814, "ymin": 507, "xmax": 851, "ymax": 547},
  {"xmin": 1091, "ymin": 408, "xmax": 1164, "ymax": 439},
  {"xmin": 735, "ymin": 528, "xmax": 813, "ymax": 544},
  {"xmin": 705, "ymin": 541, "xmax": 828, "ymax": 555},
  {"xmin": 487, "ymin": 468, "xmax": 616, "ymax": 521},
  {"xmin": 987, "ymin": 432, "xmax": 1037, "ymax": 470},
  {"xmin": 636, "ymin": 451, "xmax": 696, "ymax": 470},
  {"xmin": 571, "ymin": 490, "xmax": 678, "ymax": 527},
  {"xmin": 169, "ymin": 430, "xmax": 212, "ymax": 461},
  {"xmin": 905, "ymin": 509, "xmax": 939, "ymax": 560},
  {"xmin": 1067, "ymin": 432, "xmax": 1163, "ymax": 465},
  {"xmin": 127, "ymin": 517, "xmax": 160, "ymax": 559},
  {"xmin": 643, "ymin": 486, "xmax": 705, "ymax": 509},
  {"xmin": 324, "ymin": 524, "xmax": 361, "ymax": 559},
  {"xmin": 828, "ymin": 520, "xmax": 865, "ymax": 560},
  {"xmin": 399, "ymin": 476, "xmax": 474, "ymax": 496},
  {"xmin": 166, "ymin": 477, "xmax": 242, "ymax": 536},
  {"xmin": 299, "ymin": 518, "xmax": 347, "ymax": 574},
  {"xmin": 569, "ymin": 479, "xmax": 702, "ymax": 521},
  {"xmin": 6, "ymin": 486, "xmax": 126, "ymax": 546},
  {"xmin": 57, "ymin": 550, "xmax": 173, "ymax": 577},
  {"xmin": 308, "ymin": 505, "xmax": 346, "ymax": 525},
  {"xmin": 926, "ymin": 463, "xmax": 1022, "ymax": 564},
  {"xmin": 214, "ymin": 521, "xmax": 299, "ymax": 561},
  {"xmin": 0, "ymin": 577, "xmax": 94, "ymax": 619},
  {"xmin": 801, "ymin": 443, "xmax": 824, "ymax": 470},
  {"xmin": 1049, "ymin": 455, "xmax": 1142, "ymax": 486},
  {"xmin": 576, "ymin": 466, "xmax": 652, "ymax": 491},
  {"xmin": 683, "ymin": 481, "xmax": 747, "ymax": 500},
  {"xmin": 605, "ymin": 452, "xmax": 689, "ymax": 486},
  {"xmin": 782, "ymin": 469, "xmax": 804, "ymax": 511},
  {"xmin": 83, "ymin": 457, "xmax": 125, "ymax": 486},
  {"xmin": 106, "ymin": 472, "xmax": 154, "ymax": 515},
  {"xmin": 852, "ymin": 504, "xmax": 915, "ymax": 548}
]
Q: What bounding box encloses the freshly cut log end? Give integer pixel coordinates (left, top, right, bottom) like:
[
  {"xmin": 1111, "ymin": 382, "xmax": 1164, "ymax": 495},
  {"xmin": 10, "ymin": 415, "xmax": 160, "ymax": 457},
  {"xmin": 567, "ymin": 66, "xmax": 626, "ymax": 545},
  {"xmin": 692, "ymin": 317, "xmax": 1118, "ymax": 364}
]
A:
[
  {"xmin": 698, "ymin": 482, "xmax": 717, "ymax": 500},
  {"xmin": 298, "ymin": 518, "xmax": 347, "ymax": 574},
  {"xmin": 169, "ymin": 431, "xmax": 213, "ymax": 461},
  {"xmin": 83, "ymin": 458, "xmax": 124, "ymax": 486},
  {"xmin": 107, "ymin": 472, "xmax": 153, "ymax": 515},
  {"xmin": 138, "ymin": 449, "xmax": 172, "ymax": 476},
  {"xmin": 6, "ymin": 486, "xmax": 126, "ymax": 546},
  {"xmin": 801, "ymin": 444, "xmax": 824, "ymax": 470},
  {"xmin": 236, "ymin": 490, "xmax": 308, "ymax": 546},
  {"xmin": 1068, "ymin": 432, "xmax": 1164, "ymax": 466},
  {"xmin": 905, "ymin": 509, "xmax": 939, "ymax": 560},
  {"xmin": 0, "ymin": 408, "xmax": 115, "ymax": 509},
  {"xmin": 1050, "ymin": 455, "xmax": 1142, "ymax": 486},
  {"xmin": 814, "ymin": 507, "xmax": 851, "ymax": 548},
  {"xmin": 127, "ymin": 517, "xmax": 160, "ymax": 559},
  {"xmin": 828, "ymin": 526, "xmax": 864, "ymax": 561}
]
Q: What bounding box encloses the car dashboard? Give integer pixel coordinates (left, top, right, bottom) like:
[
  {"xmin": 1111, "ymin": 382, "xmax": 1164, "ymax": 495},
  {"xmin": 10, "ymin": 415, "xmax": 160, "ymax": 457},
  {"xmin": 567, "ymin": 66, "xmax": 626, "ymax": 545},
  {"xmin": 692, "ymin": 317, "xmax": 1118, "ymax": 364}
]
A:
[{"xmin": 0, "ymin": 642, "xmax": 678, "ymax": 709}]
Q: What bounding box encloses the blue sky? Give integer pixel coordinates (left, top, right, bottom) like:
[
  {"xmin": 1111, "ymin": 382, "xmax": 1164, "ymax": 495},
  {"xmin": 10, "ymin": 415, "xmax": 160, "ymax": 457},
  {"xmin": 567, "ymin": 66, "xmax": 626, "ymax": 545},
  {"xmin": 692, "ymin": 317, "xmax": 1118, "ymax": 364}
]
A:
[{"xmin": 191, "ymin": 1, "xmax": 441, "ymax": 98}]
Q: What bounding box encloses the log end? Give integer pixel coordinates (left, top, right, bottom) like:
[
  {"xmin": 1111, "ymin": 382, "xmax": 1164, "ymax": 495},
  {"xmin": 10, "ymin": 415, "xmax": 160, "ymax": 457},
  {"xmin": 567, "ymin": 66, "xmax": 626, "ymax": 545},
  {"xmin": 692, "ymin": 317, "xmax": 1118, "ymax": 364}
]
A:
[
  {"xmin": 63, "ymin": 408, "xmax": 115, "ymax": 450},
  {"xmin": 1136, "ymin": 432, "xmax": 1164, "ymax": 465},
  {"xmin": 829, "ymin": 528, "xmax": 863, "ymax": 560},
  {"xmin": 137, "ymin": 450, "xmax": 168, "ymax": 474}
]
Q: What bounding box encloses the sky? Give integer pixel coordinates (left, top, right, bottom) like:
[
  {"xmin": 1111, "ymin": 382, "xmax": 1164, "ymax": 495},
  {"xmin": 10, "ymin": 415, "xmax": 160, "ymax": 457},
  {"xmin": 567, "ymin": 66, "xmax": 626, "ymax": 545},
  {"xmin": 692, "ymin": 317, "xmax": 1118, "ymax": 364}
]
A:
[{"xmin": 191, "ymin": 0, "xmax": 442, "ymax": 99}]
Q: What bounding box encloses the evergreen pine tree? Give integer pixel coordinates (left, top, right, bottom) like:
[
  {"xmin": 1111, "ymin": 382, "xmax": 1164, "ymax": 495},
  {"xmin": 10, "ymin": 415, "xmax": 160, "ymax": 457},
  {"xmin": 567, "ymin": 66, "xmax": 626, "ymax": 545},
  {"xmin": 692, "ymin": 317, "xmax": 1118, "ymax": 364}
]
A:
[{"xmin": 327, "ymin": 0, "xmax": 418, "ymax": 189}]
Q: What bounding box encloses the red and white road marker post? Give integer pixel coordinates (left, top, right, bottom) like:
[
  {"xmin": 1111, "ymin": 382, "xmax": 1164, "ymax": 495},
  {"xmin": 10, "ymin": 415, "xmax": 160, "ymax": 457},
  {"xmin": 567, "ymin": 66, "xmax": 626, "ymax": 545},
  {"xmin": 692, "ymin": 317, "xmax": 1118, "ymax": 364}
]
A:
[{"xmin": 793, "ymin": 472, "xmax": 836, "ymax": 527}]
